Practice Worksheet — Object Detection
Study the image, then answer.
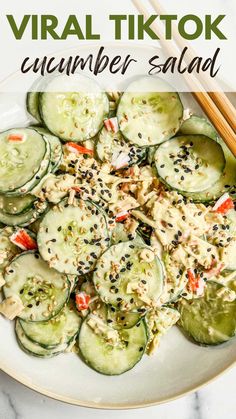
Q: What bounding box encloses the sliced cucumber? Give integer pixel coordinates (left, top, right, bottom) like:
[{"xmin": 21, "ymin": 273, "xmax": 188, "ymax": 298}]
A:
[
  {"xmin": 34, "ymin": 127, "xmax": 62, "ymax": 173},
  {"xmin": 96, "ymin": 127, "xmax": 146, "ymax": 167},
  {"xmin": 93, "ymin": 241, "xmax": 164, "ymax": 311},
  {"xmin": 178, "ymin": 281, "xmax": 236, "ymax": 345},
  {"xmin": 111, "ymin": 222, "xmax": 136, "ymax": 245},
  {"xmin": 107, "ymin": 307, "xmax": 140, "ymax": 330},
  {"xmin": 26, "ymin": 92, "xmax": 42, "ymax": 123},
  {"xmin": 0, "ymin": 200, "xmax": 48, "ymax": 227},
  {"xmin": 78, "ymin": 314, "xmax": 147, "ymax": 375},
  {"xmin": 0, "ymin": 128, "xmax": 50, "ymax": 195},
  {"xmin": 0, "ymin": 227, "xmax": 20, "ymax": 274},
  {"xmin": 3, "ymin": 252, "xmax": 70, "ymax": 322},
  {"xmin": 178, "ymin": 116, "xmax": 236, "ymax": 202},
  {"xmin": 20, "ymin": 302, "xmax": 81, "ymax": 349},
  {"xmin": 39, "ymin": 75, "xmax": 109, "ymax": 142},
  {"xmin": 117, "ymin": 77, "xmax": 183, "ymax": 147},
  {"xmin": 15, "ymin": 320, "xmax": 66, "ymax": 358},
  {"xmin": 147, "ymin": 147, "xmax": 157, "ymax": 165},
  {"xmin": 37, "ymin": 199, "xmax": 110, "ymax": 275},
  {"xmin": 179, "ymin": 115, "xmax": 218, "ymax": 141},
  {"xmin": 155, "ymin": 135, "xmax": 225, "ymax": 193},
  {"xmin": 0, "ymin": 194, "xmax": 36, "ymax": 216}
]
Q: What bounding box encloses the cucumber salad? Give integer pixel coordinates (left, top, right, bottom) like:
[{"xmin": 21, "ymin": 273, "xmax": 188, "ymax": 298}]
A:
[{"xmin": 0, "ymin": 75, "xmax": 236, "ymax": 375}]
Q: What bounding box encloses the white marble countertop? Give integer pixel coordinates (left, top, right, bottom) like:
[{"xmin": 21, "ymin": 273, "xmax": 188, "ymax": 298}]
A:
[{"xmin": 0, "ymin": 366, "xmax": 235, "ymax": 419}]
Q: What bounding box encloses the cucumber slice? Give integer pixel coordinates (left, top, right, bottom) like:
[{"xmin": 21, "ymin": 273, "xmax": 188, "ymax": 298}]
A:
[
  {"xmin": 117, "ymin": 77, "xmax": 183, "ymax": 147},
  {"xmin": 39, "ymin": 75, "xmax": 109, "ymax": 142},
  {"xmin": 0, "ymin": 200, "xmax": 48, "ymax": 227},
  {"xmin": 93, "ymin": 242, "xmax": 164, "ymax": 311},
  {"xmin": 96, "ymin": 127, "xmax": 146, "ymax": 167},
  {"xmin": 178, "ymin": 116, "xmax": 236, "ymax": 202},
  {"xmin": 26, "ymin": 92, "xmax": 42, "ymax": 123},
  {"xmin": 20, "ymin": 303, "xmax": 81, "ymax": 349},
  {"xmin": 0, "ymin": 227, "xmax": 20, "ymax": 274},
  {"xmin": 107, "ymin": 307, "xmax": 141, "ymax": 330},
  {"xmin": 155, "ymin": 135, "xmax": 225, "ymax": 193},
  {"xmin": 15, "ymin": 320, "xmax": 66, "ymax": 358},
  {"xmin": 0, "ymin": 194, "xmax": 36, "ymax": 216},
  {"xmin": 34, "ymin": 127, "xmax": 62, "ymax": 173},
  {"xmin": 147, "ymin": 147, "xmax": 157, "ymax": 165},
  {"xmin": 0, "ymin": 128, "xmax": 50, "ymax": 195},
  {"xmin": 3, "ymin": 252, "xmax": 70, "ymax": 322},
  {"xmin": 178, "ymin": 281, "xmax": 236, "ymax": 345},
  {"xmin": 179, "ymin": 115, "xmax": 218, "ymax": 141},
  {"xmin": 37, "ymin": 199, "xmax": 110, "ymax": 275},
  {"xmin": 111, "ymin": 222, "xmax": 136, "ymax": 245},
  {"xmin": 78, "ymin": 314, "xmax": 147, "ymax": 375}
]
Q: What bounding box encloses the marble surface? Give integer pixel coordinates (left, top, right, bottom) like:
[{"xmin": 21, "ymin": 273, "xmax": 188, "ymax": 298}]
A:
[{"xmin": 0, "ymin": 366, "xmax": 235, "ymax": 419}]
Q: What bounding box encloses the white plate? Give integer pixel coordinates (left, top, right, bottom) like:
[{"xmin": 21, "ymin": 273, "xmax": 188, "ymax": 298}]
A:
[{"xmin": 0, "ymin": 44, "xmax": 235, "ymax": 409}]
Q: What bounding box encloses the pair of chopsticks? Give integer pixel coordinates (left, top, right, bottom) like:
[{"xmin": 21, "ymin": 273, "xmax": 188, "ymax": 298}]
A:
[{"xmin": 132, "ymin": 0, "xmax": 236, "ymax": 157}]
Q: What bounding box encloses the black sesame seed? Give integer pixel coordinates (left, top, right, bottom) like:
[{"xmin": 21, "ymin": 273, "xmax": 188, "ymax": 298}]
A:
[
  {"xmin": 139, "ymin": 347, "xmax": 144, "ymax": 352},
  {"xmin": 57, "ymin": 226, "xmax": 62, "ymax": 232},
  {"xmin": 27, "ymin": 304, "xmax": 33, "ymax": 308}
]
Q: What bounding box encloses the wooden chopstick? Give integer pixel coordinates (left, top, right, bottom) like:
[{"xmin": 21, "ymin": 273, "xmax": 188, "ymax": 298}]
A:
[
  {"xmin": 132, "ymin": 0, "xmax": 236, "ymax": 157},
  {"xmin": 149, "ymin": 0, "xmax": 236, "ymax": 133}
]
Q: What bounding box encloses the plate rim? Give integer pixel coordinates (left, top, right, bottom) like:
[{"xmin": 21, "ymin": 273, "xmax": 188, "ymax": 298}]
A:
[
  {"xmin": 0, "ymin": 41, "xmax": 235, "ymax": 409},
  {"xmin": 1, "ymin": 359, "xmax": 236, "ymax": 409}
]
